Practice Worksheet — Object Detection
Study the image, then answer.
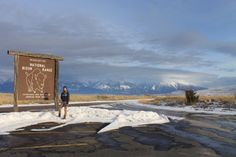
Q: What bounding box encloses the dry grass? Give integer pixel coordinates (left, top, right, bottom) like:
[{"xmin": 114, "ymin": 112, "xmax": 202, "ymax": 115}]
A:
[
  {"xmin": 1, "ymin": 92, "xmax": 235, "ymax": 106},
  {"xmin": 71, "ymin": 94, "xmax": 154, "ymax": 101},
  {"xmin": 70, "ymin": 94, "xmax": 154, "ymax": 102},
  {"xmin": 199, "ymin": 95, "xmax": 236, "ymax": 104},
  {"xmin": 139, "ymin": 96, "xmax": 186, "ymax": 105},
  {"xmin": 139, "ymin": 95, "xmax": 236, "ymax": 105},
  {"xmin": 0, "ymin": 93, "xmax": 14, "ymax": 105},
  {"xmin": 0, "ymin": 93, "xmax": 54, "ymax": 105},
  {"xmin": 0, "ymin": 93, "xmax": 154, "ymax": 105}
]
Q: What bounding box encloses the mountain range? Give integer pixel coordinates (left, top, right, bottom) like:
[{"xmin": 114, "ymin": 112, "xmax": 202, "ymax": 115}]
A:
[
  {"xmin": 0, "ymin": 80, "xmax": 206, "ymax": 95},
  {"xmin": 61, "ymin": 80, "xmax": 206, "ymax": 95}
]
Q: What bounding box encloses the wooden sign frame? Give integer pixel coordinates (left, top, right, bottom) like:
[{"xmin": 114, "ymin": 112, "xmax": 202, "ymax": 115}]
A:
[{"xmin": 8, "ymin": 50, "xmax": 64, "ymax": 112}]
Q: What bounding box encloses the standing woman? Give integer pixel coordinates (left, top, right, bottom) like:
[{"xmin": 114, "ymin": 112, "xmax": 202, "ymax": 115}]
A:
[{"xmin": 59, "ymin": 86, "xmax": 70, "ymax": 119}]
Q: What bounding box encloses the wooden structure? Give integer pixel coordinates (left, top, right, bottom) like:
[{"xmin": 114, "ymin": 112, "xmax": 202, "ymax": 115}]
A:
[{"xmin": 8, "ymin": 50, "xmax": 64, "ymax": 112}]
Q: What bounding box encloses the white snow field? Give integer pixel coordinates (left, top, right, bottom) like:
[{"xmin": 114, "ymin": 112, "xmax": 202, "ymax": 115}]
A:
[
  {"xmin": 1, "ymin": 100, "xmax": 235, "ymax": 135},
  {"xmin": 116, "ymin": 102, "xmax": 236, "ymax": 115},
  {"xmin": 90, "ymin": 101, "xmax": 236, "ymax": 116},
  {"xmin": 0, "ymin": 106, "xmax": 169, "ymax": 135}
]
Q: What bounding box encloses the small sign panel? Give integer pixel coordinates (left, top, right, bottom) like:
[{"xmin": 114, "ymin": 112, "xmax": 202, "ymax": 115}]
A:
[{"xmin": 17, "ymin": 56, "xmax": 55, "ymax": 100}]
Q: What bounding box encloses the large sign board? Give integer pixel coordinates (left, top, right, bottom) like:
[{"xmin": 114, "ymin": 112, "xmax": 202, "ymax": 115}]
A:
[
  {"xmin": 18, "ymin": 56, "xmax": 55, "ymax": 100},
  {"xmin": 8, "ymin": 50, "xmax": 63, "ymax": 112}
]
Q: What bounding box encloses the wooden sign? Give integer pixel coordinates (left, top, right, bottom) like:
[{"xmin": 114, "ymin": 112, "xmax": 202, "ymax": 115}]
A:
[
  {"xmin": 18, "ymin": 56, "xmax": 55, "ymax": 100},
  {"xmin": 8, "ymin": 50, "xmax": 64, "ymax": 112}
]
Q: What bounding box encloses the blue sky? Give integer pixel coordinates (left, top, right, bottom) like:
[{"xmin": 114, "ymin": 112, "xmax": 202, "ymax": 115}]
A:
[{"xmin": 0, "ymin": 0, "xmax": 236, "ymax": 87}]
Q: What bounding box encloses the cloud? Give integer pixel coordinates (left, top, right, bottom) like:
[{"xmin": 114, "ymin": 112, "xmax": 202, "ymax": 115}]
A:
[
  {"xmin": 59, "ymin": 59, "xmax": 219, "ymax": 85},
  {"xmin": 140, "ymin": 31, "xmax": 236, "ymax": 57},
  {"xmin": 213, "ymin": 42, "xmax": 236, "ymax": 56},
  {"xmin": 202, "ymin": 77, "xmax": 236, "ymax": 88},
  {"xmin": 0, "ymin": 16, "xmax": 213, "ymax": 72},
  {"xmin": 0, "ymin": 0, "xmax": 235, "ymax": 88}
]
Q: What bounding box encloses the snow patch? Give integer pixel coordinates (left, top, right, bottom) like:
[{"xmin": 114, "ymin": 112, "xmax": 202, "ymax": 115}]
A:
[
  {"xmin": 128, "ymin": 102, "xmax": 236, "ymax": 116},
  {"xmin": 120, "ymin": 85, "xmax": 131, "ymax": 90},
  {"xmin": 0, "ymin": 106, "xmax": 169, "ymax": 135},
  {"xmin": 151, "ymin": 85, "xmax": 156, "ymax": 90},
  {"xmin": 98, "ymin": 110, "xmax": 169, "ymax": 133},
  {"xmin": 96, "ymin": 84, "xmax": 111, "ymax": 89}
]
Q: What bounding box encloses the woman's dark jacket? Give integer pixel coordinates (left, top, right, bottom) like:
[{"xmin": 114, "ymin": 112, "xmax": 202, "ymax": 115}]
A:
[{"xmin": 61, "ymin": 91, "xmax": 70, "ymax": 104}]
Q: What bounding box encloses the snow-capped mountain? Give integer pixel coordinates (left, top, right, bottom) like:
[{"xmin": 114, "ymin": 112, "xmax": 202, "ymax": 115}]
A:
[
  {"xmin": 0, "ymin": 80, "xmax": 206, "ymax": 95},
  {"xmin": 60, "ymin": 80, "xmax": 206, "ymax": 94}
]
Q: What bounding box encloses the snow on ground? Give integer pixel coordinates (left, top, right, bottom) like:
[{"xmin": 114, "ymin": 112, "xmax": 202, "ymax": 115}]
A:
[
  {"xmin": 126, "ymin": 102, "xmax": 236, "ymax": 116},
  {"xmin": 90, "ymin": 101, "xmax": 236, "ymax": 116},
  {"xmin": 0, "ymin": 106, "xmax": 169, "ymax": 135},
  {"xmin": 150, "ymin": 105, "xmax": 236, "ymax": 115},
  {"xmin": 1, "ymin": 99, "xmax": 234, "ymax": 135},
  {"xmin": 98, "ymin": 110, "xmax": 169, "ymax": 133}
]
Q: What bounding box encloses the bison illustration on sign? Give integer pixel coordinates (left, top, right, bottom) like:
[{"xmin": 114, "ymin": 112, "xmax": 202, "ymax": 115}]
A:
[{"xmin": 25, "ymin": 68, "xmax": 47, "ymax": 93}]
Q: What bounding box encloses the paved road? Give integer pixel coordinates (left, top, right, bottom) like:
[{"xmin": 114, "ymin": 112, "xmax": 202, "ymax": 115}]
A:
[
  {"xmin": 0, "ymin": 102, "xmax": 235, "ymax": 157},
  {"xmin": 0, "ymin": 122, "xmax": 222, "ymax": 157}
]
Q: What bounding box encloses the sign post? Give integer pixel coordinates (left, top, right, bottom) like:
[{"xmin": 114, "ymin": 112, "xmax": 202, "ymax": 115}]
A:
[
  {"xmin": 54, "ymin": 60, "xmax": 60, "ymax": 110},
  {"xmin": 8, "ymin": 50, "xmax": 64, "ymax": 112},
  {"xmin": 13, "ymin": 55, "xmax": 19, "ymax": 112}
]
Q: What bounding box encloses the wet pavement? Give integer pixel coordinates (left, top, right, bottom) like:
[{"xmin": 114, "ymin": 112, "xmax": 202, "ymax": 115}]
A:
[{"xmin": 0, "ymin": 102, "xmax": 235, "ymax": 157}]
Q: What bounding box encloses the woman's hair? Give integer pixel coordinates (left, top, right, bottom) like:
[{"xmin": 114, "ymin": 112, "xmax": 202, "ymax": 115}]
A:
[{"xmin": 63, "ymin": 86, "xmax": 68, "ymax": 92}]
